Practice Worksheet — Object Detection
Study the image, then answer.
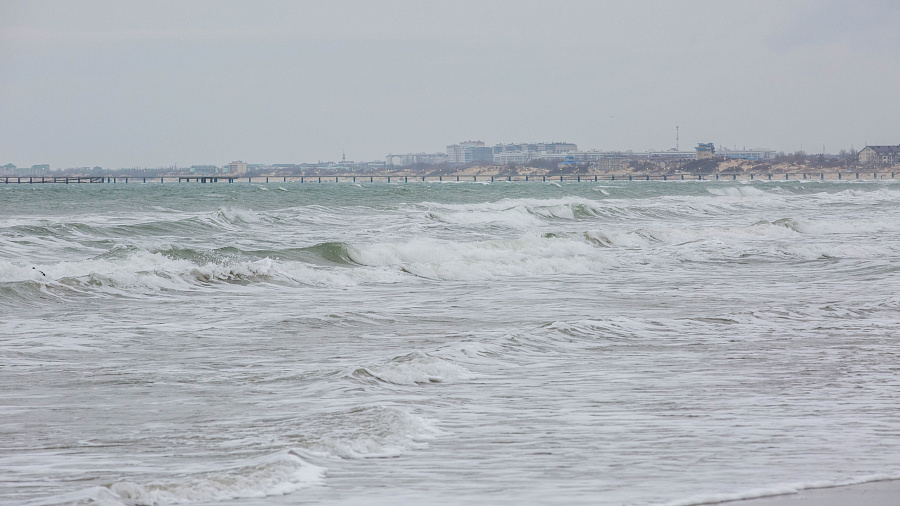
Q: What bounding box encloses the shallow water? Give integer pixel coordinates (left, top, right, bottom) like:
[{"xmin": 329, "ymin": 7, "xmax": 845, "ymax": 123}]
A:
[{"xmin": 2, "ymin": 180, "xmax": 899, "ymax": 505}]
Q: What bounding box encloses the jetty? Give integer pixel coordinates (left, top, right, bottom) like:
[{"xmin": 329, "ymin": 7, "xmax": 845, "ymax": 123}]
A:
[
  {"xmin": 2, "ymin": 176, "xmax": 103, "ymax": 184},
  {"xmin": 2, "ymin": 172, "xmax": 895, "ymax": 184}
]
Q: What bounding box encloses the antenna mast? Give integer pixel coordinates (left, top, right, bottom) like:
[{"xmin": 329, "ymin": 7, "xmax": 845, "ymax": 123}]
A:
[{"xmin": 676, "ymin": 126, "xmax": 679, "ymax": 151}]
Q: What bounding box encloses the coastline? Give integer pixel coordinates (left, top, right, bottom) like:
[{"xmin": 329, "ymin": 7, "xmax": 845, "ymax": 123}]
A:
[
  {"xmin": 1, "ymin": 170, "xmax": 896, "ymax": 185},
  {"xmin": 665, "ymin": 477, "xmax": 900, "ymax": 506},
  {"xmin": 735, "ymin": 478, "xmax": 900, "ymax": 506}
]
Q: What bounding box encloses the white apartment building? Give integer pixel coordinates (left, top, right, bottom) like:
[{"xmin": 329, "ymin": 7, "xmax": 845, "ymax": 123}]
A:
[
  {"xmin": 226, "ymin": 161, "xmax": 248, "ymax": 175},
  {"xmin": 491, "ymin": 142, "xmax": 578, "ymax": 164},
  {"xmin": 446, "ymin": 141, "xmax": 491, "ymax": 165},
  {"xmin": 716, "ymin": 148, "xmax": 776, "ymax": 160}
]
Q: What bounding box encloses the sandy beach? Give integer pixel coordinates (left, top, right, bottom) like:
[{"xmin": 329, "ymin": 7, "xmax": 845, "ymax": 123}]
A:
[{"xmin": 734, "ymin": 479, "xmax": 900, "ymax": 506}]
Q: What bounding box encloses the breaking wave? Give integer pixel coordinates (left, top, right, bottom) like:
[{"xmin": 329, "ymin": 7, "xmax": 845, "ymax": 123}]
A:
[
  {"xmin": 29, "ymin": 451, "xmax": 324, "ymax": 506},
  {"xmin": 285, "ymin": 406, "xmax": 442, "ymax": 460},
  {"xmin": 352, "ymin": 351, "xmax": 476, "ymax": 385}
]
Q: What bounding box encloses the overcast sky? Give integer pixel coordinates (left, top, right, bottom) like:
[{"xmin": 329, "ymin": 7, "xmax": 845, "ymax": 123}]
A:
[{"xmin": 1, "ymin": 0, "xmax": 898, "ymax": 168}]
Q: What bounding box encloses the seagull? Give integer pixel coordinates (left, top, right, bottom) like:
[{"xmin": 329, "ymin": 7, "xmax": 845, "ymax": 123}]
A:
[{"xmin": 33, "ymin": 267, "xmax": 45, "ymax": 276}]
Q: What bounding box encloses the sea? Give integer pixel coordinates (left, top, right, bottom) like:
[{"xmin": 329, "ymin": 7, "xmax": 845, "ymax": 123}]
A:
[{"xmin": 1, "ymin": 179, "xmax": 899, "ymax": 506}]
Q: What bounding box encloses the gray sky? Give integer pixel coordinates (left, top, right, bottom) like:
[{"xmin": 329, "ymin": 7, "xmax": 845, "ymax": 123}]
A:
[{"xmin": 1, "ymin": 0, "xmax": 898, "ymax": 168}]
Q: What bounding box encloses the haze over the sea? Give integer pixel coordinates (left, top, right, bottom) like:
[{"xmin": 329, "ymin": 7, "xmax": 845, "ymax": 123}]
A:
[{"xmin": 2, "ymin": 0, "xmax": 899, "ymax": 168}]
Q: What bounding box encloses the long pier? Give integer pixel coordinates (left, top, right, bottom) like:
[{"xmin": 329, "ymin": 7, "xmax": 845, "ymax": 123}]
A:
[
  {"xmin": 3, "ymin": 172, "xmax": 896, "ymax": 184},
  {"xmin": 2, "ymin": 176, "xmax": 104, "ymax": 184}
]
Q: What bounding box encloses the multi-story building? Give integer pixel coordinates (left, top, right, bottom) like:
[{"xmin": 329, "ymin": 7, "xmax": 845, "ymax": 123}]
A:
[
  {"xmin": 858, "ymin": 145, "xmax": 900, "ymax": 166},
  {"xmin": 491, "ymin": 142, "xmax": 578, "ymax": 164},
  {"xmin": 226, "ymin": 161, "xmax": 248, "ymax": 175},
  {"xmin": 717, "ymin": 147, "xmax": 776, "ymax": 160},
  {"xmin": 446, "ymin": 141, "xmax": 490, "ymax": 165}
]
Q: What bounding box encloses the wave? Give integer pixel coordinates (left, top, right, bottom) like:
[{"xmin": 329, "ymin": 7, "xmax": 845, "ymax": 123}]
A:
[
  {"xmin": 4, "ymin": 213, "xmax": 897, "ymax": 301},
  {"xmin": 352, "ymin": 351, "xmax": 476, "ymax": 385},
  {"xmin": 346, "ymin": 234, "xmax": 610, "ymax": 280},
  {"xmin": 0, "ymin": 207, "xmax": 275, "ymax": 243},
  {"xmin": 418, "ymin": 196, "xmax": 613, "ymax": 225},
  {"xmin": 0, "ymin": 246, "xmax": 405, "ymax": 300},
  {"xmin": 26, "ymin": 405, "xmax": 441, "ymax": 504},
  {"xmin": 769, "ymin": 216, "xmax": 900, "ymax": 235},
  {"xmin": 28, "ymin": 450, "xmax": 324, "ymax": 506},
  {"xmin": 287, "ymin": 406, "xmax": 442, "ymax": 460},
  {"xmin": 706, "ymin": 186, "xmax": 768, "ymax": 197},
  {"xmin": 426, "ymin": 206, "xmax": 544, "ymax": 229}
]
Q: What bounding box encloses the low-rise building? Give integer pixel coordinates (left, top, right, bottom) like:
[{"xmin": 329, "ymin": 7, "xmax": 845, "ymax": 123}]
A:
[
  {"xmin": 858, "ymin": 145, "xmax": 900, "ymax": 166},
  {"xmin": 717, "ymin": 147, "xmax": 776, "ymax": 160},
  {"xmin": 386, "ymin": 152, "xmax": 450, "ymax": 167},
  {"xmin": 191, "ymin": 164, "xmax": 220, "ymax": 175},
  {"xmin": 695, "ymin": 143, "xmax": 716, "ymax": 159},
  {"xmin": 645, "ymin": 150, "xmax": 697, "ymax": 160},
  {"xmin": 13, "ymin": 164, "xmax": 50, "ymax": 176}
]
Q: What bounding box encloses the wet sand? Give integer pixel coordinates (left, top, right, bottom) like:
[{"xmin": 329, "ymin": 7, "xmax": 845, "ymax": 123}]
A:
[{"xmin": 735, "ymin": 479, "xmax": 900, "ymax": 506}]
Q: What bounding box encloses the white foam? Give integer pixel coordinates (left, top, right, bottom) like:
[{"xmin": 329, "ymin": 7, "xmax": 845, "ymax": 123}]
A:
[
  {"xmin": 428, "ymin": 205, "xmax": 543, "ymax": 229},
  {"xmin": 28, "ymin": 450, "xmax": 324, "ymax": 506},
  {"xmin": 299, "ymin": 406, "xmax": 443, "ymax": 460},
  {"xmin": 417, "ymin": 196, "xmax": 607, "ymax": 222},
  {"xmin": 356, "ymin": 351, "xmax": 476, "ymax": 385},
  {"xmin": 348, "ymin": 234, "xmax": 609, "ymax": 280},
  {"xmin": 707, "ymin": 186, "xmax": 767, "ymax": 197},
  {"xmin": 211, "ymin": 207, "xmax": 263, "ymax": 225},
  {"xmin": 0, "ymin": 248, "xmax": 410, "ymax": 293}
]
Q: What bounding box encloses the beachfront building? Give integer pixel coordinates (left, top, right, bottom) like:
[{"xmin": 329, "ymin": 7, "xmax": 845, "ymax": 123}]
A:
[
  {"xmin": 12, "ymin": 164, "xmax": 51, "ymax": 176},
  {"xmin": 858, "ymin": 145, "xmax": 900, "ymax": 166},
  {"xmin": 491, "ymin": 142, "xmax": 578, "ymax": 164},
  {"xmin": 717, "ymin": 147, "xmax": 776, "ymax": 160},
  {"xmin": 226, "ymin": 160, "xmax": 248, "ymax": 175},
  {"xmin": 644, "ymin": 150, "xmax": 697, "ymax": 161},
  {"xmin": 695, "ymin": 143, "xmax": 716, "ymax": 159},
  {"xmin": 446, "ymin": 141, "xmax": 493, "ymax": 165},
  {"xmin": 386, "ymin": 152, "xmax": 450, "ymax": 167},
  {"xmin": 191, "ymin": 164, "xmax": 220, "ymax": 175}
]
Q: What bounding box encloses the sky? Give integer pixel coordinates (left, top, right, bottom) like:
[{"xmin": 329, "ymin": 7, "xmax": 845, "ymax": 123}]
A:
[{"xmin": 1, "ymin": 0, "xmax": 899, "ymax": 168}]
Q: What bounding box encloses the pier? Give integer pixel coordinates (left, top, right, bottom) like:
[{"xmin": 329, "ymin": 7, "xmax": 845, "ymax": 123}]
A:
[
  {"xmin": 2, "ymin": 176, "xmax": 103, "ymax": 184},
  {"xmin": 3, "ymin": 172, "xmax": 896, "ymax": 184}
]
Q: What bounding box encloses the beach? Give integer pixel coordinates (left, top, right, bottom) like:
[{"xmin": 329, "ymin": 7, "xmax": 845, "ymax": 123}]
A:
[{"xmin": 737, "ymin": 479, "xmax": 900, "ymax": 506}]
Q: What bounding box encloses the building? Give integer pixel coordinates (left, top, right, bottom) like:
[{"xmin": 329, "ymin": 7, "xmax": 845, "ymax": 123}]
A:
[
  {"xmin": 558, "ymin": 155, "xmax": 577, "ymax": 169},
  {"xmin": 695, "ymin": 143, "xmax": 716, "ymax": 159},
  {"xmin": 13, "ymin": 164, "xmax": 51, "ymax": 176},
  {"xmin": 644, "ymin": 150, "xmax": 697, "ymax": 160},
  {"xmin": 191, "ymin": 164, "xmax": 220, "ymax": 175},
  {"xmin": 858, "ymin": 145, "xmax": 900, "ymax": 166},
  {"xmin": 386, "ymin": 152, "xmax": 450, "ymax": 167},
  {"xmin": 717, "ymin": 147, "xmax": 776, "ymax": 160},
  {"xmin": 226, "ymin": 160, "xmax": 248, "ymax": 175},
  {"xmin": 446, "ymin": 141, "xmax": 491, "ymax": 165},
  {"xmin": 491, "ymin": 142, "xmax": 578, "ymax": 164}
]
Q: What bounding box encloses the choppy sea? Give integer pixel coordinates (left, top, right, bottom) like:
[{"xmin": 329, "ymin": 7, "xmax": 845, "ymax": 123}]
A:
[{"xmin": 1, "ymin": 180, "xmax": 899, "ymax": 506}]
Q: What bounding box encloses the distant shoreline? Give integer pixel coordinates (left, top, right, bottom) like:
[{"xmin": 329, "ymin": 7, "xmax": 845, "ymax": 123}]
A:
[{"xmin": 1, "ymin": 171, "xmax": 896, "ymax": 185}]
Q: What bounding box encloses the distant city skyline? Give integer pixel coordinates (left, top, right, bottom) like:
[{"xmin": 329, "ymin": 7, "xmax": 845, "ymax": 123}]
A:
[{"xmin": 2, "ymin": 0, "xmax": 899, "ymax": 168}]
